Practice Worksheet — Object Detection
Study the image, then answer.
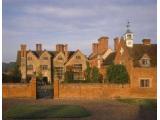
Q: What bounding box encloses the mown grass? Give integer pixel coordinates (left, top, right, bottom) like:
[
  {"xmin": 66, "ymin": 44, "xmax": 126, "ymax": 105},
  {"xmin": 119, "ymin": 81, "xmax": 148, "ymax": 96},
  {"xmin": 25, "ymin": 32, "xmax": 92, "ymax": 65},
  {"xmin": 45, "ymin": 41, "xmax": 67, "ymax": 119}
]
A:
[
  {"xmin": 117, "ymin": 98, "xmax": 157, "ymax": 110},
  {"xmin": 4, "ymin": 104, "xmax": 91, "ymax": 119}
]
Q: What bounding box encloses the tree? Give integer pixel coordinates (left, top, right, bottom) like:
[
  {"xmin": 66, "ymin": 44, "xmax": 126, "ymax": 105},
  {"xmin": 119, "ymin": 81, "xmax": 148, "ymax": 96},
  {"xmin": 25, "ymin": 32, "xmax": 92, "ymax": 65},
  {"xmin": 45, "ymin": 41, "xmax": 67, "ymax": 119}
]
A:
[
  {"xmin": 106, "ymin": 64, "xmax": 129, "ymax": 85},
  {"xmin": 85, "ymin": 62, "xmax": 91, "ymax": 82},
  {"xmin": 12, "ymin": 63, "xmax": 21, "ymax": 82},
  {"xmin": 91, "ymin": 66, "xmax": 99, "ymax": 83},
  {"xmin": 2, "ymin": 63, "xmax": 21, "ymax": 83}
]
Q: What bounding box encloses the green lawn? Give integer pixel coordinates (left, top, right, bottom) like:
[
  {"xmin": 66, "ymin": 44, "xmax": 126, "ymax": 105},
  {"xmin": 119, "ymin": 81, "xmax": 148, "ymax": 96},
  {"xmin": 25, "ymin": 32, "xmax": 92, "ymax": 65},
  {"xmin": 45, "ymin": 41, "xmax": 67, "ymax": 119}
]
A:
[
  {"xmin": 4, "ymin": 104, "xmax": 91, "ymax": 119},
  {"xmin": 117, "ymin": 98, "xmax": 157, "ymax": 110}
]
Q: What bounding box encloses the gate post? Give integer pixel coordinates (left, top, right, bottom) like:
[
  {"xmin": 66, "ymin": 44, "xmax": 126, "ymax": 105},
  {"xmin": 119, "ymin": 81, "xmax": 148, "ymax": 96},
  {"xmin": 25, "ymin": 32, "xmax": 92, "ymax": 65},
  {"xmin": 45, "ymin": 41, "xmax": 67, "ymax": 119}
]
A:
[
  {"xmin": 30, "ymin": 77, "xmax": 37, "ymax": 99},
  {"xmin": 54, "ymin": 80, "xmax": 59, "ymax": 99}
]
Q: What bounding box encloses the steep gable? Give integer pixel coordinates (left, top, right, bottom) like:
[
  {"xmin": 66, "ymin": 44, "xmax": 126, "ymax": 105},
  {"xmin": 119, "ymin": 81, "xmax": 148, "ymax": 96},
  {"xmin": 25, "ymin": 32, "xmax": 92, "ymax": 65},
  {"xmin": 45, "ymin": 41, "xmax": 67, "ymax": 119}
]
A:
[
  {"xmin": 27, "ymin": 51, "xmax": 38, "ymax": 60},
  {"xmin": 39, "ymin": 50, "xmax": 52, "ymax": 60},
  {"xmin": 65, "ymin": 50, "xmax": 88, "ymax": 66}
]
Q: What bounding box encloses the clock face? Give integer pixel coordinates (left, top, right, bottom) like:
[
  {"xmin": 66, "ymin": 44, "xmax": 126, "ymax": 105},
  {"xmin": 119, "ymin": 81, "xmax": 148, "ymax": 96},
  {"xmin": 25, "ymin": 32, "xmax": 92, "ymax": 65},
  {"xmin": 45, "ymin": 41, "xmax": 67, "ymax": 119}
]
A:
[{"xmin": 127, "ymin": 34, "xmax": 131, "ymax": 39}]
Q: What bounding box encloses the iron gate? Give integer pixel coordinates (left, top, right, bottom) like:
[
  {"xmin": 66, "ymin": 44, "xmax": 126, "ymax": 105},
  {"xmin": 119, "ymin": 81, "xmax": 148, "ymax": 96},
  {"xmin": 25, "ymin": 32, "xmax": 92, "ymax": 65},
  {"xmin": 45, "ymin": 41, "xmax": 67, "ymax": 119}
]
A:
[{"xmin": 36, "ymin": 80, "xmax": 53, "ymax": 99}]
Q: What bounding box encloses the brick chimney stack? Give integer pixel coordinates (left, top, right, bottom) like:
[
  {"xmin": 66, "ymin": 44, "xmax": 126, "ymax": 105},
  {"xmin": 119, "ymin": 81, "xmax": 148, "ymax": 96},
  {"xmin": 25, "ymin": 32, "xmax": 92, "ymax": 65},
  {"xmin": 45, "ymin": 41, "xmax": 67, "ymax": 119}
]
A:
[
  {"xmin": 92, "ymin": 43, "xmax": 98, "ymax": 54},
  {"xmin": 142, "ymin": 39, "xmax": 151, "ymax": 45},
  {"xmin": 56, "ymin": 44, "xmax": 64, "ymax": 52},
  {"xmin": 64, "ymin": 44, "xmax": 68, "ymax": 59},
  {"xmin": 36, "ymin": 44, "xmax": 42, "ymax": 52},
  {"xmin": 98, "ymin": 36, "xmax": 108, "ymax": 54},
  {"xmin": 114, "ymin": 37, "xmax": 120, "ymax": 51},
  {"xmin": 20, "ymin": 44, "xmax": 27, "ymax": 57}
]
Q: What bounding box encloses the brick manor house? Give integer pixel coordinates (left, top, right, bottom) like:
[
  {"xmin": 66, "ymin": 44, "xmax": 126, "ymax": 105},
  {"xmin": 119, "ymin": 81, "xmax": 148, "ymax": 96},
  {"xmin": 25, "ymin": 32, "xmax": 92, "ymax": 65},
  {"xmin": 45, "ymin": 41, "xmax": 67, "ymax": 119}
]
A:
[{"xmin": 17, "ymin": 23, "xmax": 157, "ymax": 89}]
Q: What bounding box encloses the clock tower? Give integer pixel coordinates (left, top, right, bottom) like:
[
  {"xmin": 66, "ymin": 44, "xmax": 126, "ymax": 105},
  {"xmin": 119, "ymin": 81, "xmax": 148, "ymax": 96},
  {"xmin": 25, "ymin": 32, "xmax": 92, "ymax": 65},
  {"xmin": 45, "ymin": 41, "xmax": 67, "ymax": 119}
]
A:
[{"xmin": 124, "ymin": 21, "xmax": 133, "ymax": 47}]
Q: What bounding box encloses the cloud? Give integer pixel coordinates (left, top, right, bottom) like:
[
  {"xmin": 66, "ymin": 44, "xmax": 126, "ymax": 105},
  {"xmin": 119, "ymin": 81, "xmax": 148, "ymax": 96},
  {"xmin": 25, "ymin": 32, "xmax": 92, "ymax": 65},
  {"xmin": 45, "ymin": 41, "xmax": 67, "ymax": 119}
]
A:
[
  {"xmin": 24, "ymin": 6, "xmax": 97, "ymax": 18},
  {"xmin": 2, "ymin": 0, "xmax": 156, "ymax": 62}
]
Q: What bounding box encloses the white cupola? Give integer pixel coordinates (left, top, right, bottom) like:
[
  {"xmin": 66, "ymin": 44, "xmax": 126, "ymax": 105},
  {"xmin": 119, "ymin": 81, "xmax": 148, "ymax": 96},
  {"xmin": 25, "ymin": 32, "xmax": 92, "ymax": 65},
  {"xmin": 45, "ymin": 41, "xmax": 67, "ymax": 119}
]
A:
[{"xmin": 123, "ymin": 21, "xmax": 133, "ymax": 47}]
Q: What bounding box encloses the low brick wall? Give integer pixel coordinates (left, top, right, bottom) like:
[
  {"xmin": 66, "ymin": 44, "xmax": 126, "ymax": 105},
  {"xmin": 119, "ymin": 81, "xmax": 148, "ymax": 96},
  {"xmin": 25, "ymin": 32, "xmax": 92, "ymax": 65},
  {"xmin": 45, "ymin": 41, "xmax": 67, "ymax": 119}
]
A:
[
  {"xmin": 56, "ymin": 83, "xmax": 156, "ymax": 99},
  {"xmin": 2, "ymin": 78, "xmax": 36, "ymax": 99}
]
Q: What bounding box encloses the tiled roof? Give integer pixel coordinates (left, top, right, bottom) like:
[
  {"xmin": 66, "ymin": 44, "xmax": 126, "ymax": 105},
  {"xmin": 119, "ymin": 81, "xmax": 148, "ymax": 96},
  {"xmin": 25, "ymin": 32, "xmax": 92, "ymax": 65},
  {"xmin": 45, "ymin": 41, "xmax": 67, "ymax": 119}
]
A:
[
  {"xmin": 126, "ymin": 44, "xmax": 157, "ymax": 67},
  {"xmin": 88, "ymin": 50, "xmax": 107, "ymax": 60},
  {"xmin": 102, "ymin": 52, "xmax": 116, "ymax": 66},
  {"xmin": 16, "ymin": 50, "xmax": 76, "ymax": 64}
]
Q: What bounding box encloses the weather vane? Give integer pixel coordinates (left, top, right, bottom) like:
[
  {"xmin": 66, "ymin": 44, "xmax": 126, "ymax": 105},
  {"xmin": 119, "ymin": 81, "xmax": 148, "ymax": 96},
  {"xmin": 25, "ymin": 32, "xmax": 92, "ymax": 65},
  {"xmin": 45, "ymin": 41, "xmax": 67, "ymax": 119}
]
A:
[{"xmin": 126, "ymin": 20, "xmax": 131, "ymax": 30}]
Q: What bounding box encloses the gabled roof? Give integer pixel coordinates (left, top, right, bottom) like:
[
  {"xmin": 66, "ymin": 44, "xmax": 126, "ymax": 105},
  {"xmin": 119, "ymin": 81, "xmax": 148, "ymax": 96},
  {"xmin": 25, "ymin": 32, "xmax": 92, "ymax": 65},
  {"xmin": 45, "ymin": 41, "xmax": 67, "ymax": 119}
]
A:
[
  {"xmin": 65, "ymin": 49, "xmax": 87, "ymax": 65},
  {"xmin": 126, "ymin": 44, "xmax": 157, "ymax": 67},
  {"xmin": 17, "ymin": 50, "xmax": 76, "ymax": 65},
  {"xmin": 88, "ymin": 50, "xmax": 107, "ymax": 60}
]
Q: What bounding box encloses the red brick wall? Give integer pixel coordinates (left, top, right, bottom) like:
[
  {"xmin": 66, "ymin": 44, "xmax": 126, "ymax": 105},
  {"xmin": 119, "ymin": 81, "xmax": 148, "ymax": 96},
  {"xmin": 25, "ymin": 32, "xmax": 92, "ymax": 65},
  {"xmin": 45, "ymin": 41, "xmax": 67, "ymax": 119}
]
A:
[
  {"xmin": 55, "ymin": 83, "xmax": 156, "ymax": 99},
  {"xmin": 2, "ymin": 77, "xmax": 36, "ymax": 98},
  {"xmin": 132, "ymin": 68, "xmax": 156, "ymax": 88}
]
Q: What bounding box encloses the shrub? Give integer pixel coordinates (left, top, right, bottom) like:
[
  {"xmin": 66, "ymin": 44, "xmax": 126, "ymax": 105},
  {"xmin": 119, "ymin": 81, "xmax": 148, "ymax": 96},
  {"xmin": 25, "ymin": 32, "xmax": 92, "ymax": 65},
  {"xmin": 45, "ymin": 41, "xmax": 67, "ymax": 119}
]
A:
[
  {"xmin": 106, "ymin": 64, "xmax": 129, "ymax": 85},
  {"xmin": 91, "ymin": 66, "xmax": 100, "ymax": 83}
]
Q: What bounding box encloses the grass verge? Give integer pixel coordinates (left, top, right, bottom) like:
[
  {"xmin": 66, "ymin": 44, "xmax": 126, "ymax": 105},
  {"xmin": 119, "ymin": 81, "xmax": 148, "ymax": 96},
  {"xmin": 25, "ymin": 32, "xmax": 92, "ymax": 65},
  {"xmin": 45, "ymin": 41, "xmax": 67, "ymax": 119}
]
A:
[{"xmin": 4, "ymin": 104, "xmax": 91, "ymax": 119}]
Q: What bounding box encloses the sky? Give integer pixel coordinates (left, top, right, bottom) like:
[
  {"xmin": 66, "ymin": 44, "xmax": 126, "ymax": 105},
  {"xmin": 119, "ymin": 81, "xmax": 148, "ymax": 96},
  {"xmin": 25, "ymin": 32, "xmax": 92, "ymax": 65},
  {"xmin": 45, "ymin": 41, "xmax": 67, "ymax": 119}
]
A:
[{"xmin": 2, "ymin": 0, "xmax": 157, "ymax": 62}]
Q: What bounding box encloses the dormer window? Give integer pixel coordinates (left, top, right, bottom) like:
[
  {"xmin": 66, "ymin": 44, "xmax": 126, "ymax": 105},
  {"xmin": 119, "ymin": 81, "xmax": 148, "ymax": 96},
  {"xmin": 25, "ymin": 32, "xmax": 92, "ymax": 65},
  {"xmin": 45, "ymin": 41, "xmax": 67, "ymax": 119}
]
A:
[
  {"xmin": 140, "ymin": 54, "xmax": 151, "ymax": 67},
  {"xmin": 142, "ymin": 59, "xmax": 149, "ymax": 65}
]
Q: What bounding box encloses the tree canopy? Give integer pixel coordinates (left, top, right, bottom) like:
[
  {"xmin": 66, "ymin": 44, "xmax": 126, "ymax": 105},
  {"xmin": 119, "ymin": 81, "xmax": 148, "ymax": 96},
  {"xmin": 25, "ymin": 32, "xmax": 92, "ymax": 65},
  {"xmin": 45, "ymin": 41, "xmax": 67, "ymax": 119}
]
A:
[{"xmin": 106, "ymin": 64, "xmax": 129, "ymax": 84}]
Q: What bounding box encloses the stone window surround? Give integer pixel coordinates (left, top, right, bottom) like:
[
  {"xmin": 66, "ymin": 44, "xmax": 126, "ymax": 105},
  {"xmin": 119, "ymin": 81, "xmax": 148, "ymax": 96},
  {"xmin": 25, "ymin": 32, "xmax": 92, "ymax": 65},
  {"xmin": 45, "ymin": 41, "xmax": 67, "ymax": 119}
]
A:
[
  {"xmin": 27, "ymin": 57, "xmax": 32, "ymax": 61},
  {"xmin": 139, "ymin": 54, "xmax": 151, "ymax": 67},
  {"xmin": 42, "ymin": 57, "xmax": 48, "ymax": 60},
  {"xmin": 40, "ymin": 65, "xmax": 48, "ymax": 70},
  {"xmin": 27, "ymin": 64, "xmax": 33, "ymax": 70},
  {"xmin": 139, "ymin": 78, "xmax": 152, "ymax": 88},
  {"xmin": 55, "ymin": 67, "xmax": 64, "ymax": 79},
  {"xmin": 76, "ymin": 55, "xmax": 81, "ymax": 59}
]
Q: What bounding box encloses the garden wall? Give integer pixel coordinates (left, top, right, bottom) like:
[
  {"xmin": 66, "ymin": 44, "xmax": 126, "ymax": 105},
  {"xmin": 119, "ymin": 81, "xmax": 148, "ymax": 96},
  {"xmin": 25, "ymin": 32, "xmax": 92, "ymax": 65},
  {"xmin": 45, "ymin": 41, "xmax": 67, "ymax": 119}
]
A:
[
  {"xmin": 2, "ymin": 77, "xmax": 36, "ymax": 98},
  {"xmin": 54, "ymin": 80, "xmax": 156, "ymax": 99}
]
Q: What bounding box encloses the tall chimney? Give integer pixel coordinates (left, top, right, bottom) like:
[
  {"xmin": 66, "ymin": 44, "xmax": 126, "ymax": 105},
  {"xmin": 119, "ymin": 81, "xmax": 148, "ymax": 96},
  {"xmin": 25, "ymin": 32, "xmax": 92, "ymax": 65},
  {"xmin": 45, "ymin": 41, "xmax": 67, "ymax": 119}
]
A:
[
  {"xmin": 64, "ymin": 44, "xmax": 68, "ymax": 59},
  {"xmin": 64, "ymin": 44, "xmax": 68, "ymax": 52},
  {"xmin": 142, "ymin": 39, "xmax": 151, "ymax": 45},
  {"xmin": 114, "ymin": 37, "xmax": 120, "ymax": 51},
  {"xmin": 20, "ymin": 44, "xmax": 27, "ymax": 57},
  {"xmin": 98, "ymin": 36, "xmax": 108, "ymax": 54},
  {"xmin": 56, "ymin": 44, "xmax": 64, "ymax": 52},
  {"xmin": 36, "ymin": 44, "xmax": 42, "ymax": 52},
  {"xmin": 92, "ymin": 43, "xmax": 98, "ymax": 54}
]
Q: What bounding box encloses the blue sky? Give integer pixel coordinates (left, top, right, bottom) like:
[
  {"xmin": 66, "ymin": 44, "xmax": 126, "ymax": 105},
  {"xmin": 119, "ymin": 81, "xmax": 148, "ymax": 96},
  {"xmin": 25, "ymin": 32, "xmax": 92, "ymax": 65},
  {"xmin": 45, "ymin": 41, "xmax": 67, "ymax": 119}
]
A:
[{"xmin": 2, "ymin": 0, "xmax": 157, "ymax": 62}]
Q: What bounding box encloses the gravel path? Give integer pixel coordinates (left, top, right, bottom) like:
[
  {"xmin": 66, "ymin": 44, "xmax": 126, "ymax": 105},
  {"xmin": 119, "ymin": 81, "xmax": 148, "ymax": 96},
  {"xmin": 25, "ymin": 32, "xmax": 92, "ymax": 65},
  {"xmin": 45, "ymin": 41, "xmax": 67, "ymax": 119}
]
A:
[{"xmin": 3, "ymin": 98, "xmax": 156, "ymax": 120}]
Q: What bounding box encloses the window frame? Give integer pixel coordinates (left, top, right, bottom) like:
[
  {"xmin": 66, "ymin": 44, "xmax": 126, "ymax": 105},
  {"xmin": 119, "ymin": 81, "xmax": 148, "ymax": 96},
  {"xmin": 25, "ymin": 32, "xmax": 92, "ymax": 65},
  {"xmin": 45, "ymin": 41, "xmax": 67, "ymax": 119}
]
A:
[
  {"xmin": 54, "ymin": 67, "xmax": 64, "ymax": 79},
  {"xmin": 73, "ymin": 64, "xmax": 82, "ymax": 72},
  {"xmin": 76, "ymin": 55, "xmax": 81, "ymax": 59},
  {"xmin": 27, "ymin": 64, "xmax": 33, "ymax": 70},
  {"xmin": 27, "ymin": 57, "xmax": 32, "ymax": 61},
  {"xmin": 43, "ymin": 57, "xmax": 49, "ymax": 60},
  {"xmin": 40, "ymin": 65, "xmax": 48, "ymax": 71},
  {"xmin": 139, "ymin": 78, "xmax": 151, "ymax": 88}
]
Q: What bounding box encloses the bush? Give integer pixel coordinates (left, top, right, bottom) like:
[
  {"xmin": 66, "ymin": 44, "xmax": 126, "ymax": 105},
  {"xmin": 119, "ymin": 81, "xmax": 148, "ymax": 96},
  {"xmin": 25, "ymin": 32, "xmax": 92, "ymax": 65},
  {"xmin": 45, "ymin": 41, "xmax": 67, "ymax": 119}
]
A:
[
  {"xmin": 85, "ymin": 62, "xmax": 91, "ymax": 81},
  {"xmin": 91, "ymin": 67, "xmax": 100, "ymax": 83},
  {"xmin": 106, "ymin": 64, "xmax": 129, "ymax": 84}
]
